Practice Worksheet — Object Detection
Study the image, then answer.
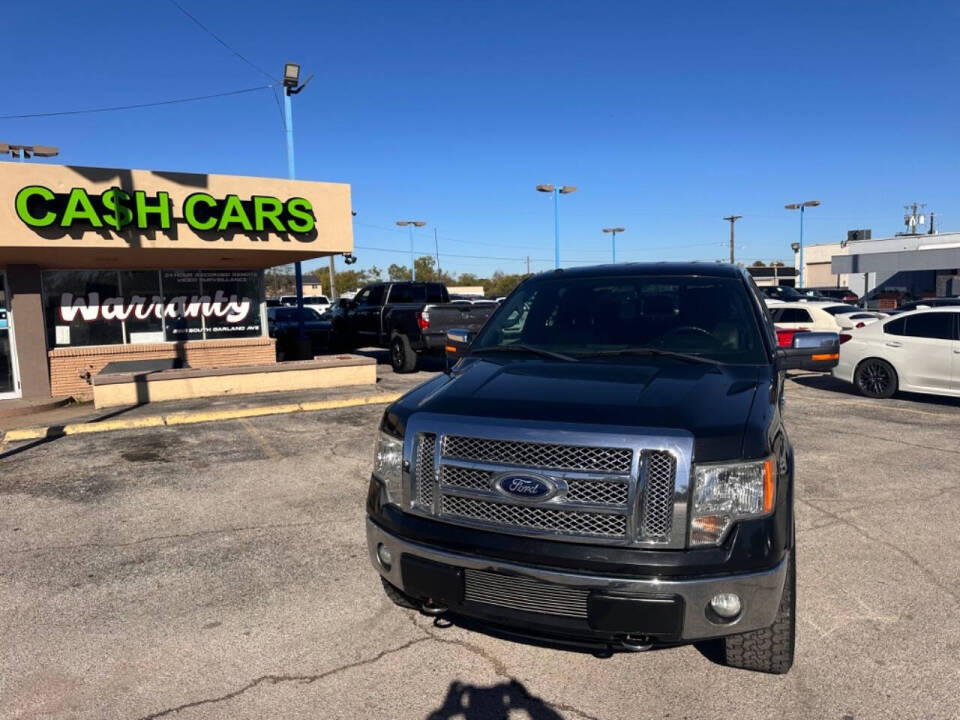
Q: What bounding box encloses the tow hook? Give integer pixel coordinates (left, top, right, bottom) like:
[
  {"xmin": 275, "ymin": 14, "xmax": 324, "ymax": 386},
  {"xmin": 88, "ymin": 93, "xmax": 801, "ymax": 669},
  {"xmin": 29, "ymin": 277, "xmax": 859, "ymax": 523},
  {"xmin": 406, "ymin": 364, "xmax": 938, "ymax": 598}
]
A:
[
  {"xmin": 420, "ymin": 599, "xmax": 448, "ymax": 616},
  {"xmin": 620, "ymin": 635, "xmax": 654, "ymax": 652}
]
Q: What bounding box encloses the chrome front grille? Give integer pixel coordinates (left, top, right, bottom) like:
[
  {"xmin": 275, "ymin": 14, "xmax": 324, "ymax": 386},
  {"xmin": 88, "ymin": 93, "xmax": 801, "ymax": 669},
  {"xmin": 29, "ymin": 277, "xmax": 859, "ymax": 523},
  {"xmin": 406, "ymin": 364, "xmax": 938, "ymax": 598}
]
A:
[
  {"xmin": 414, "ymin": 433, "xmax": 436, "ymax": 508},
  {"xmin": 640, "ymin": 451, "xmax": 677, "ymax": 541},
  {"xmin": 442, "ymin": 435, "xmax": 632, "ymax": 474},
  {"xmin": 441, "ymin": 495, "xmax": 628, "ymax": 538},
  {"xmin": 404, "ymin": 417, "xmax": 691, "ymax": 548},
  {"xmin": 463, "ymin": 568, "xmax": 589, "ymax": 618}
]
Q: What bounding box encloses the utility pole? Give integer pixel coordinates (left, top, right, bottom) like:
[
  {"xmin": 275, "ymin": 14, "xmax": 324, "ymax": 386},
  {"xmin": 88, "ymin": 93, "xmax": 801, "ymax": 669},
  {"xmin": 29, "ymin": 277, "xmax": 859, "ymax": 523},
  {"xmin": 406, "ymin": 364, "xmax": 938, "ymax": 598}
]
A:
[
  {"xmin": 723, "ymin": 215, "xmax": 742, "ymax": 264},
  {"xmin": 434, "ymin": 227, "xmax": 442, "ymax": 279},
  {"xmin": 526, "ymin": 256, "xmax": 531, "ymax": 275}
]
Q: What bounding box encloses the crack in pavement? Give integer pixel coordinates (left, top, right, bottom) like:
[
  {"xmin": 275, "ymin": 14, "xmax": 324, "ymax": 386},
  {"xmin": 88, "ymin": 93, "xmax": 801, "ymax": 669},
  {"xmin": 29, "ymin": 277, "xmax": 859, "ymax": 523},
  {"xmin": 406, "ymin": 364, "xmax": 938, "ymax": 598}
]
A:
[
  {"xmin": 5, "ymin": 520, "xmax": 322, "ymax": 556},
  {"xmin": 790, "ymin": 418, "xmax": 960, "ymax": 456},
  {"xmin": 133, "ymin": 636, "xmax": 432, "ymax": 719},
  {"xmin": 798, "ymin": 497, "xmax": 960, "ymax": 607}
]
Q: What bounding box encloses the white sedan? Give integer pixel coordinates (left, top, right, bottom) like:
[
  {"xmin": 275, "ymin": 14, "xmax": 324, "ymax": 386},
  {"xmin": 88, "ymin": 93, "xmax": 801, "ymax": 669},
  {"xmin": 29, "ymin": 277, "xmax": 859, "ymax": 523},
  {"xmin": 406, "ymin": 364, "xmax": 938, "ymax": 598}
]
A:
[
  {"xmin": 832, "ymin": 308, "xmax": 960, "ymax": 398},
  {"xmin": 769, "ymin": 302, "xmax": 884, "ymax": 332}
]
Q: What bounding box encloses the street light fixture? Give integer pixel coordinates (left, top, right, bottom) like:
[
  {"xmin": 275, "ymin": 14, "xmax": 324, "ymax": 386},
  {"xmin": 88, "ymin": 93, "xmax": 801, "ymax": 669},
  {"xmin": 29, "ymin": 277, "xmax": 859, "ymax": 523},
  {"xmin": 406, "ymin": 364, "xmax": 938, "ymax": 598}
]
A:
[
  {"xmin": 784, "ymin": 200, "xmax": 820, "ymax": 289},
  {"xmin": 602, "ymin": 227, "xmax": 626, "ymax": 263},
  {"xmin": 536, "ymin": 184, "xmax": 578, "ymax": 268},
  {"xmin": 1, "ymin": 143, "xmax": 59, "ymax": 162},
  {"xmin": 396, "ymin": 220, "xmax": 427, "ymax": 280}
]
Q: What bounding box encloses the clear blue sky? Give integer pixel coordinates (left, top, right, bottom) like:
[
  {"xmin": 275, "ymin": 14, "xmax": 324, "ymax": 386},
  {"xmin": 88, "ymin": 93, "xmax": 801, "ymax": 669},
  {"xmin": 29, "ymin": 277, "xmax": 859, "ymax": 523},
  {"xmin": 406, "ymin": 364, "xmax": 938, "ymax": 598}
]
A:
[{"xmin": 3, "ymin": 0, "xmax": 959, "ymax": 278}]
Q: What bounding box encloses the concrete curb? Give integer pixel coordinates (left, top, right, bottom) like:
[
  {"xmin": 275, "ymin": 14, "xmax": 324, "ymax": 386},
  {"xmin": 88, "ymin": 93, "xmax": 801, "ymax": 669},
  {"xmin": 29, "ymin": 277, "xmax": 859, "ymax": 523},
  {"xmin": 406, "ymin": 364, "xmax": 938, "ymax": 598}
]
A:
[{"xmin": 1, "ymin": 393, "xmax": 402, "ymax": 445}]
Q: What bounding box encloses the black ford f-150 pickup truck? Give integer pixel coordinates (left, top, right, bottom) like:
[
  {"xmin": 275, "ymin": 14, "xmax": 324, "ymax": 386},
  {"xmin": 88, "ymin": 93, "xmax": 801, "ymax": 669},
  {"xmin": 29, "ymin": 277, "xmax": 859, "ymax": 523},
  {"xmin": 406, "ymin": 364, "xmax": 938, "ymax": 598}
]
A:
[
  {"xmin": 366, "ymin": 263, "xmax": 839, "ymax": 673},
  {"xmin": 334, "ymin": 281, "xmax": 497, "ymax": 373}
]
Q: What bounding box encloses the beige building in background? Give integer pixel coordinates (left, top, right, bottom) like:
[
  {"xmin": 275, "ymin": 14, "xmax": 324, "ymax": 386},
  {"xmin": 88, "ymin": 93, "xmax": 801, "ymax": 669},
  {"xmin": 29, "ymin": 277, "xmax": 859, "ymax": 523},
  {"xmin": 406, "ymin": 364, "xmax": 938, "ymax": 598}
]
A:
[{"xmin": 0, "ymin": 162, "xmax": 352, "ymax": 401}]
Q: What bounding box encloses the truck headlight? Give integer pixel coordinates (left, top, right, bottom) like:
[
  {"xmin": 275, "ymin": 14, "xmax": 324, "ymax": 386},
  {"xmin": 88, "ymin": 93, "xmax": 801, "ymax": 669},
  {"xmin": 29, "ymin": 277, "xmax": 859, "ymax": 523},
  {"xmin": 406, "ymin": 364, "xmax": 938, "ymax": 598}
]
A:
[
  {"xmin": 690, "ymin": 457, "xmax": 775, "ymax": 546},
  {"xmin": 373, "ymin": 431, "xmax": 404, "ymax": 505}
]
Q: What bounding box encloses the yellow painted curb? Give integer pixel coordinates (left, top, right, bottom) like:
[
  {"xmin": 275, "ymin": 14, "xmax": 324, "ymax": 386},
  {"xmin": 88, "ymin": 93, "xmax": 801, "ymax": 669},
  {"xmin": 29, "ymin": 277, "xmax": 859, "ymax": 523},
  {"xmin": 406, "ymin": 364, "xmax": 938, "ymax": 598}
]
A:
[
  {"xmin": 64, "ymin": 416, "xmax": 166, "ymax": 435},
  {"xmin": 299, "ymin": 393, "xmax": 401, "ymax": 412},
  {"xmin": 1, "ymin": 392, "xmax": 401, "ymax": 447},
  {"xmin": 164, "ymin": 403, "xmax": 304, "ymax": 426},
  {"xmin": 3, "ymin": 427, "xmax": 51, "ymax": 442}
]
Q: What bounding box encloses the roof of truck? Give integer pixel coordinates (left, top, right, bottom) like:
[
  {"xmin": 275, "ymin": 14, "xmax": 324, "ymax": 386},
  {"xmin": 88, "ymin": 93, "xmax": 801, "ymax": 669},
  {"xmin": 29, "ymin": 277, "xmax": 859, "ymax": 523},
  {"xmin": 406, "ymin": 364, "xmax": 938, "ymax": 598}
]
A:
[{"xmin": 532, "ymin": 262, "xmax": 746, "ymax": 280}]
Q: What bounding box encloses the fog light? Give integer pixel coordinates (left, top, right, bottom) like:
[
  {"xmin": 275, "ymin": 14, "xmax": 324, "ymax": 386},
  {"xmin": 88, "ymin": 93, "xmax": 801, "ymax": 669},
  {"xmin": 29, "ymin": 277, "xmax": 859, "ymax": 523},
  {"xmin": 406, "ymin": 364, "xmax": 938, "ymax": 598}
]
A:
[
  {"xmin": 709, "ymin": 593, "xmax": 742, "ymax": 619},
  {"xmin": 376, "ymin": 543, "xmax": 393, "ymax": 569}
]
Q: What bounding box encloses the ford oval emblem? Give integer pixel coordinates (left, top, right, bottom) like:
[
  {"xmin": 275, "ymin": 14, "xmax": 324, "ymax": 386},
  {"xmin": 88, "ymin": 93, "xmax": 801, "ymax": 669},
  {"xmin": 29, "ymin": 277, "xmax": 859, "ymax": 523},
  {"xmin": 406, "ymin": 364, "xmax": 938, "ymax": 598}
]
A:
[{"xmin": 494, "ymin": 474, "xmax": 557, "ymax": 502}]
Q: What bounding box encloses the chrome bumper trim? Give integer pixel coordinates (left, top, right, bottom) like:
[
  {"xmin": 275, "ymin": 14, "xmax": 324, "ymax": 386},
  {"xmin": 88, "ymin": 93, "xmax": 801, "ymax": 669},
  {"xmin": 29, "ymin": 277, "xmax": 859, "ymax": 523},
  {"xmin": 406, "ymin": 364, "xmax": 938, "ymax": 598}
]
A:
[{"xmin": 367, "ymin": 518, "xmax": 788, "ymax": 641}]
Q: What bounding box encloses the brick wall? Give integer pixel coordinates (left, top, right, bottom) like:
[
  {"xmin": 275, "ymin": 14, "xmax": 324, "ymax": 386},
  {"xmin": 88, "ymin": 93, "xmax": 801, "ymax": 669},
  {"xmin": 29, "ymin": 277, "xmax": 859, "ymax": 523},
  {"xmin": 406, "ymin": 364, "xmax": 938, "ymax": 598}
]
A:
[{"xmin": 49, "ymin": 337, "xmax": 276, "ymax": 399}]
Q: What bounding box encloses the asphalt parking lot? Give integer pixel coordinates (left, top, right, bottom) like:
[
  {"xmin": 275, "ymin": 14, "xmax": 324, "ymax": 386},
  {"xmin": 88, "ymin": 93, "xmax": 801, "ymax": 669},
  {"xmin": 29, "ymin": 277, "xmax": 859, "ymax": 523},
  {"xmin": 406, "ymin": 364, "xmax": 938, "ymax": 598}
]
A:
[{"xmin": 2, "ymin": 369, "xmax": 959, "ymax": 719}]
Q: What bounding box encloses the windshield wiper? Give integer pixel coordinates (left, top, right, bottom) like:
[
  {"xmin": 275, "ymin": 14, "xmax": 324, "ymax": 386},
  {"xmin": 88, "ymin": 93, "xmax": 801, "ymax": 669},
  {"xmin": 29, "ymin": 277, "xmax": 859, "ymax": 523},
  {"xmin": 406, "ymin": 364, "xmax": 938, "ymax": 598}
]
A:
[
  {"xmin": 470, "ymin": 344, "xmax": 579, "ymax": 363},
  {"xmin": 575, "ymin": 348, "xmax": 724, "ymax": 367}
]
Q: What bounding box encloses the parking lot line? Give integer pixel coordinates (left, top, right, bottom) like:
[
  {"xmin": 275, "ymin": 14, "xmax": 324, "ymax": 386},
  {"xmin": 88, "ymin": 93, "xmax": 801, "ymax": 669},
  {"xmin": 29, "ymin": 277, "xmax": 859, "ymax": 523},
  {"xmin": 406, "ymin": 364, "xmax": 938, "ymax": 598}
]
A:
[{"xmin": 0, "ymin": 393, "xmax": 403, "ymax": 446}]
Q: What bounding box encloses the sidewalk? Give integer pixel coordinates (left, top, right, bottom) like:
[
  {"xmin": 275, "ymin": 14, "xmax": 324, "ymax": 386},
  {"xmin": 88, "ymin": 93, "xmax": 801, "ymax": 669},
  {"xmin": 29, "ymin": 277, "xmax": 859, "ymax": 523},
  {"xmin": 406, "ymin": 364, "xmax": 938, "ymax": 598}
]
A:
[{"xmin": 0, "ymin": 365, "xmax": 434, "ymax": 440}]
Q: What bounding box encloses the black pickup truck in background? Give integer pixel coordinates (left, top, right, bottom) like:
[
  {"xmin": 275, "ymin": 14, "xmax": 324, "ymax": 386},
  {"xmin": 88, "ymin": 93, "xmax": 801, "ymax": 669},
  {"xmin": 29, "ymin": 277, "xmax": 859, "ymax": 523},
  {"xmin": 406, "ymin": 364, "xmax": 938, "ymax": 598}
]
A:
[{"xmin": 333, "ymin": 281, "xmax": 498, "ymax": 372}]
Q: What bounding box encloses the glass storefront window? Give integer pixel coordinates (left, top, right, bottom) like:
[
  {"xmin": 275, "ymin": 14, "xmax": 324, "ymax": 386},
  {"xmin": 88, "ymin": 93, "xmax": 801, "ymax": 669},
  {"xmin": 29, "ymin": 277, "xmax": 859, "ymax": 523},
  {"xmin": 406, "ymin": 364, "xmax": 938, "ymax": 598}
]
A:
[
  {"xmin": 42, "ymin": 269, "xmax": 264, "ymax": 348},
  {"xmin": 44, "ymin": 271, "xmax": 124, "ymax": 347}
]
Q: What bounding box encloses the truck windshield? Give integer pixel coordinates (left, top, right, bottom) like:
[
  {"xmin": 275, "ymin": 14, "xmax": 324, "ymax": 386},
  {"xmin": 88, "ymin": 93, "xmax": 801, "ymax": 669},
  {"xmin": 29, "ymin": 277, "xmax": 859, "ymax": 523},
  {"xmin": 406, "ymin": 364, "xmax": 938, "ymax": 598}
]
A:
[{"xmin": 471, "ymin": 275, "xmax": 768, "ymax": 364}]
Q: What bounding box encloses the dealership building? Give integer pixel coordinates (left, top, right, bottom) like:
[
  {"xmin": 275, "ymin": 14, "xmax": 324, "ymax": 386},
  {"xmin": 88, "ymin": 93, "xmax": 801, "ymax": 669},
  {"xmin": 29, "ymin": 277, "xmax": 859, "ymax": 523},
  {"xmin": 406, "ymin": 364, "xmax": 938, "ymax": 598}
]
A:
[{"xmin": 0, "ymin": 162, "xmax": 353, "ymax": 404}]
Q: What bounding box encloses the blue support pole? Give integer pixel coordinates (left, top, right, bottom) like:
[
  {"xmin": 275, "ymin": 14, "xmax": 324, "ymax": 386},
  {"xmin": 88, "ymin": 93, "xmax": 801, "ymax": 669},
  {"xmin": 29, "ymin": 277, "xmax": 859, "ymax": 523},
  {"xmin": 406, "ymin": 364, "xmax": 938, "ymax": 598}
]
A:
[
  {"xmin": 283, "ymin": 91, "xmax": 307, "ymax": 347},
  {"xmin": 554, "ymin": 188, "xmax": 560, "ymax": 269}
]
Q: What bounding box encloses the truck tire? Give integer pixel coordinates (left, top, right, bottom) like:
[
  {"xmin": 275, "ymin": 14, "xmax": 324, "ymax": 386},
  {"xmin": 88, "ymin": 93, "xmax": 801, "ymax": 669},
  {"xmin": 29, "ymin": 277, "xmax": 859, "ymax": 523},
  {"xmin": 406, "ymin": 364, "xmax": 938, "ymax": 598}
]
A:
[
  {"xmin": 854, "ymin": 358, "xmax": 898, "ymax": 399},
  {"xmin": 390, "ymin": 333, "xmax": 418, "ymax": 373},
  {"xmin": 381, "ymin": 577, "xmax": 418, "ymax": 610},
  {"xmin": 720, "ymin": 551, "xmax": 795, "ymax": 674}
]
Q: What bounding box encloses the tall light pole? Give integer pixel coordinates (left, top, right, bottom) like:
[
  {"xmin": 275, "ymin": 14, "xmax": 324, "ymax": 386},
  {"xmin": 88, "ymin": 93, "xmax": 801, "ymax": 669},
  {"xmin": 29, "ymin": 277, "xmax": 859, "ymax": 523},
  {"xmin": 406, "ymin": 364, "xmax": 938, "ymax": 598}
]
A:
[
  {"xmin": 784, "ymin": 200, "xmax": 820, "ymax": 289},
  {"xmin": 602, "ymin": 227, "xmax": 625, "ymax": 263},
  {"xmin": 722, "ymin": 215, "xmax": 742, "ymax": 264},
  {"xmin": 281, "ymin": 62, "xmax": 313, "ymax": 352},
  {"xmin": 396, "ymin": 221, "xmax": 427, "ymax": 280},
  {"xmin": 536, "ymin": 184, "xmax": 577, "ymax": 268}
]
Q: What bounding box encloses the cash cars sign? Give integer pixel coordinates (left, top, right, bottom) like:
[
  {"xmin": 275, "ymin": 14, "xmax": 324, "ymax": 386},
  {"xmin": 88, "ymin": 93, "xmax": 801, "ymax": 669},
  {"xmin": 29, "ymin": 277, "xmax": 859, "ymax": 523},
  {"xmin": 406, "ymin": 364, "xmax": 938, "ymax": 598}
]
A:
[{"xmin": 14, "ymin": 185, "xmax": 316, "ymax": 234}]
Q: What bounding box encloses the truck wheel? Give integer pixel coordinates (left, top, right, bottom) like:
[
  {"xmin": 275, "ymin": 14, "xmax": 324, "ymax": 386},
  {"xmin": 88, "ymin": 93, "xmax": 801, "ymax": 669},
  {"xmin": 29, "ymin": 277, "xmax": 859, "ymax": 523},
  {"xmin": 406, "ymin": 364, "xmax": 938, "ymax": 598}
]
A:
[
  {"xmin": 390, "ymin": 334, "xmax": 418, "ymax": 373},
  {"xmin": 720, "ymin": 551, "xmax": 795, "ymax": 674},
  {"xmin": 854, "ymin": 358, "xmax": 898, "ymax": 399},
  {"xmin": 381, "ymin": 577, "xmax": 418, "ymax": 610}
]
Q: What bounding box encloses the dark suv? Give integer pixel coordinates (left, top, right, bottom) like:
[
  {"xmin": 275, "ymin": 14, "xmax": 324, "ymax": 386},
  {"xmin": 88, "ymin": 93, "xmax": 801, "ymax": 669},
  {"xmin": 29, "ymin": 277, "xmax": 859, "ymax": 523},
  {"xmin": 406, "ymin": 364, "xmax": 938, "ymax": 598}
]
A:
[{"xmin": 366, "ymin": 264, "xmax": 837, "ymax": 673}]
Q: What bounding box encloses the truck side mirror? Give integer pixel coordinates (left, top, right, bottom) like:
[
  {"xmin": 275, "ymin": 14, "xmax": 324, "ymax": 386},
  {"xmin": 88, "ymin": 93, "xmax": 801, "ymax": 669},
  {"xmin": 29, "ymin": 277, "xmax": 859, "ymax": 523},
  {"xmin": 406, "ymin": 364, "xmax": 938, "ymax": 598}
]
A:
[
  {"xmin": 445, "ymin": 328, "xmax": 476, "ymax": 366},
  {"xmin": 776, "ymin": 331, "xmax": 840, "ymax": 372}
]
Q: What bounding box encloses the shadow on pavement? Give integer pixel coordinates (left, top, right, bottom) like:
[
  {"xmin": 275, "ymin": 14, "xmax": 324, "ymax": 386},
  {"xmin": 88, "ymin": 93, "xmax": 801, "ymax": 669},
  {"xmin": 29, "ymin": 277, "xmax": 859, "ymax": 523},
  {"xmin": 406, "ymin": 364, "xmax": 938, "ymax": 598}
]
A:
[
  {"xmin": 350, "ymin": 347, "xmax": 448, "ymax": 373},
  {"xmin": 426, "ymin": 680, "xmax": 563, "ymax": 720},
  {"xmin": 0, "ymin": 426, "xmax": 67, "ymax": 460},
  {"xmin": 788, "ymin": 372, "xmax": 960, "ymax": 408}
]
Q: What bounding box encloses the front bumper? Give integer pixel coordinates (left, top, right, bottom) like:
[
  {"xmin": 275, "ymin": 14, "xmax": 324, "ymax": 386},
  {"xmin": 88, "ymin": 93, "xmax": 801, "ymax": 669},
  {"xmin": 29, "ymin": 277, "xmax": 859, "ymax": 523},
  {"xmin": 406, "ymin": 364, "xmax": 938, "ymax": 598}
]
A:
[{"xmin": 367, "ymin": 518, "xmax": 788, "ymax": 643}]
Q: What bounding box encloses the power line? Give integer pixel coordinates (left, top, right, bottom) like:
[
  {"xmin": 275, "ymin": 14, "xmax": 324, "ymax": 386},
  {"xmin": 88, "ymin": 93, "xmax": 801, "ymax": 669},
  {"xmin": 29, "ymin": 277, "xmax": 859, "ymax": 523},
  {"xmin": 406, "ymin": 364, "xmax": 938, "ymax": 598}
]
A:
[
  {"xmin": 166, "ymin": 0, "xmax": 276, "ymax": 81},
  {"xmin": 0, "ymin": 85, "xmax": 276, "ymax": 120}
]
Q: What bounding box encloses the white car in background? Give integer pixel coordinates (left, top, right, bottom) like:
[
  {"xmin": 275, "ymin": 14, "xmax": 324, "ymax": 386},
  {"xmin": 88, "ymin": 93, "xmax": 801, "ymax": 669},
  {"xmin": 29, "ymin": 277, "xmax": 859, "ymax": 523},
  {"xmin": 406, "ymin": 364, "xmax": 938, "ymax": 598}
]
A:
[
  {"xmin": 280, "ymin": 294, "xmax": 331, "ymax": 314},
  {"xmin": 832, "ymin": 308, "xmax": 960, "ymax": 398},
  {"xmin": 769, "ymin": 302, "xmax": 884, "ymax": 333}
]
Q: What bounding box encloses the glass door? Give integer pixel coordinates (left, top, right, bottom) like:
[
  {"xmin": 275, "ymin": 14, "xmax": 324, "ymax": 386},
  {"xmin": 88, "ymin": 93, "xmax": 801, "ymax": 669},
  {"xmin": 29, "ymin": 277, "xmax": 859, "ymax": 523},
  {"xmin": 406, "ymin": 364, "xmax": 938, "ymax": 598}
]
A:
[{"xmin": 0, "ymin": 271, "xmax": 22, "ymax": 399}]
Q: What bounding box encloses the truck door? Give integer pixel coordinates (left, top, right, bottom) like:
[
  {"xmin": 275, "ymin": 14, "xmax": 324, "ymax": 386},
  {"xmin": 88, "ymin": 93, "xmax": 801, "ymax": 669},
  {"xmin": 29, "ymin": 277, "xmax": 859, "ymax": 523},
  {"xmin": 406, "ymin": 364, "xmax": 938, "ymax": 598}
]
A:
[{"xmin": 353, "ymin": 285, "xmax": 385, "ymax": 344}]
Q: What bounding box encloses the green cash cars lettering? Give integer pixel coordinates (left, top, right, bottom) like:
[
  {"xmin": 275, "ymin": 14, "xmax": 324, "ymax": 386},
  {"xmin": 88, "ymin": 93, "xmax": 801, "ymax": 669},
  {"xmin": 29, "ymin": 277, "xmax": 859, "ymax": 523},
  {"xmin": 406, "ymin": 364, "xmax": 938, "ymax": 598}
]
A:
[
  {"xmin": 217, "ymin": 194, "xmax": 253, "ymax": 232},
  {"xmin": 135, "ymin": 191, "xmax": 171, "ymax": 229},
  {"xmin": 285, "ymin": 197, "xmax": 315, "ymax": 233},
  {"xmin": 15, "ymin": 185, "xmax": 56, "ymax": 227},
  {"xmin": 182, "ymin": 192, "xmax": 218, "ymax": 231},
  {"xmin": 61, "ymin": 188, "xmax": 103, "ymax": 228},
  {"xmin": 252, "ymin": 196, "xmax": 285, "ymax": 232},
  {"xmin": 101, "ymin": 188, "xmax": 134, "ymax": 230}
]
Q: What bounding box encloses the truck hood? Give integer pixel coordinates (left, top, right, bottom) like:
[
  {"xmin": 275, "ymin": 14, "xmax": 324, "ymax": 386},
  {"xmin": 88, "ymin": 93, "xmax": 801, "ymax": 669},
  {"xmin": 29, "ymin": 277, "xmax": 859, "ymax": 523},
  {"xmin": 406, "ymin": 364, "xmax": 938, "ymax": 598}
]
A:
[{"xmin": 396, "ymin": 358, "xmax": 768, "ymax": 461}]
